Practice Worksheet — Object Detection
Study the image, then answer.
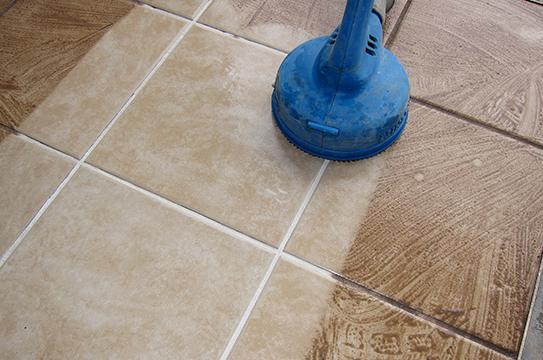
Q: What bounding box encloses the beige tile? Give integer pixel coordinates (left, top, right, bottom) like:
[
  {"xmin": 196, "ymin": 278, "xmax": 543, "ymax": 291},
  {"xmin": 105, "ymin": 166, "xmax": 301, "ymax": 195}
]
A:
[
  {"xmin": 89, "ymin": 26, "xmax": 323, "ymax": 246},
  {"xmin": 287, "ymin": 104, "xmax": 543, "ymax": 352},
  {"xmin": 1, "ymin": 2, "xmax": 185, "ymax": 157},
  {"xmin": 0, "ymin": 128, "xmax": 74, "ymax": 256},
  {"xmin": 231, "ymin": 260, "xmax": 507, "ymax": 359},
  {"xmin": 390, "ymin": 0, "xmax": 543, "ymax": 145},
  {"xmin": 200, "ymin": 0, "xmax": 408, "ymax": 52},
  {"xmin": 0, "ymin": 166, "xmax": 271, "ymax": 359},
  {"xmin": 142, "ymin": 0, "xmax": 206, "ymax": 18}
]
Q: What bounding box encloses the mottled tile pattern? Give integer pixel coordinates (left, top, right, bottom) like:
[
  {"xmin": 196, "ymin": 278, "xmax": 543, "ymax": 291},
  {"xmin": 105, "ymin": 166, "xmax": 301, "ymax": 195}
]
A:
[
  {"xmin": 391, "ymin": 0, "xmax": 543, "ymax": 145},
  {"xmin": 200, "ymin": 0, "xmax": 407, "ymax": 52},
  {"xmin": 288, "ymin": 104, "xmax": 543, "ymax": 352},
  {"xmin": 0, "ymin": 128, "xmax": 74, "ymax": 255},
  {"xmin": 231, "ymin": 261, "xmax": 508, "ymax": 360},
  {"xmin": 0, "ymin": 167, "xmax": 271, "ymax": 358},
  {"xmin": 142, "ymin": 0, "xmax": 205, "ymax": 18},
  {"xmin": 89, "ymin": 26, "xmax": 323, "ymax": 245},
  {"xmin": 0, "ymin": 1, "xmax": 184, "ymax": 157}
]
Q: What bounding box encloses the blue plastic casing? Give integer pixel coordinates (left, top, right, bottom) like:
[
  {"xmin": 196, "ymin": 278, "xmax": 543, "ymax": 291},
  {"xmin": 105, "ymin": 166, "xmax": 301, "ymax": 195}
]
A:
[{"xmin": 272, "ymin": 0, "xmax": 410, "ymax": 161}]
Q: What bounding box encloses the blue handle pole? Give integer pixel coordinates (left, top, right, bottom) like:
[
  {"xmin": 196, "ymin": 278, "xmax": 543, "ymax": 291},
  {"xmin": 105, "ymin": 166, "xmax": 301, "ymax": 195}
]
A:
[{"xmin": 329, "ymin": 0, "xmax": 374, "ymax": 71}]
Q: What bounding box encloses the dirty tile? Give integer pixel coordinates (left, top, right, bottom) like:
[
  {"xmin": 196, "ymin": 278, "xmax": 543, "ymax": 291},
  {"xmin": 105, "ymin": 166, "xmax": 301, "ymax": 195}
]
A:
[
  {"xmin": 142, "ymin": 0, "xmax": 206, "ymax": 18},
  {"xmin": 231, "ymin": 260, "xmax": 507, "ymax": 359},
  {"xmin": 520, "ymin": 263, "xmax": 543, "ymax": 360},
  {"xmin": 89, "ymin": 26, "xmax": 323, "ymax": 246},
  {"xmin": 0, "ymin": 0, "xmax": 14, "ymax": 13},
  {"xmin": 390, "ymin": 0, "xmax": 543, "ymax": 145},
  {"xmin": 200, "ymin": 0, "xmax": 408, "ymax": 52},
  {"xmin": 287, "ymin": 104, "xmax": 543, "ymax": 352},
  {"xmin": 0, "ymin": 1, "xmax": 185, "ymax": 157},
  {"xmin": 0, "ymin": 166, "xmax": 271, "ymax": 359},
  {"xmin": 0, "ymin": 128, "xmax": 74, "ymax": 256}
]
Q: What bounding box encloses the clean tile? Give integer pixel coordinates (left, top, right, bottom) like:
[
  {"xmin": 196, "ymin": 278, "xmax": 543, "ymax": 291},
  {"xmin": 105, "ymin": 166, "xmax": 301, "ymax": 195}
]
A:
[
  {"xmin": 0, "ymin": 166, "xmax": 271, "ymax": 358},
  {"xmin": 89, "ymin": 26, "xmax": 323, "ymax": 245},
  {"xmin": 0, "ymin": 128, "xmax": 74, "ymax": 256}
]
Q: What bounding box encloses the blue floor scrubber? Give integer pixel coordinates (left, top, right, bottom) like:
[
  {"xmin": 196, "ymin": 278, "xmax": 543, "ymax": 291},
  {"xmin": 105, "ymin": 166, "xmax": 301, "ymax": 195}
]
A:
[{"xmin": 272, "ymin": 0, "xmax": 410, "ymax": 161}]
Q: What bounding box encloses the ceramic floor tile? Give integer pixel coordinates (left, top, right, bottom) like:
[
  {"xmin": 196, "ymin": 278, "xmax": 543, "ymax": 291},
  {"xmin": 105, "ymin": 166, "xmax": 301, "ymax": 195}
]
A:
[
  {"xmin": 231, "ymin": 260, "xmax": 508, "ymax": 359},
  {"xmin": 287, "ymin": 104, "xmax": 543, "ymax": 352},
  {"xmin": 0, "ymin": 1, "xmax": 185, "ymax": 157},
  {"xmin": 142, "ymin": 0, "xmax": 206, "ymax": 18},
  {"xmin": 89, "ymin": 26, "xmax": 323, "ymax": 246},
  {"xmin": 200, "ymin": 0, "xmax": 408, "ymax": 52},
  {"xmin": 0, "ymin": 128, "xmax": 74, "ymax": 256},
  {"xmin": 0, "ymin": 166, "xmax": 271, "ymax": 359},
  {"xmin": 390, "ymin": 0, "xmax": 543, "ymax": 145}
]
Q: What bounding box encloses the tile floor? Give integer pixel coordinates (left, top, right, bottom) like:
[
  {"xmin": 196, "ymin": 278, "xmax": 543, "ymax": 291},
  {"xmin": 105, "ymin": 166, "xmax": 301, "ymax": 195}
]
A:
[{"xmin": 1, "ymin": 0, "xmax": 542, "ymax": 359}]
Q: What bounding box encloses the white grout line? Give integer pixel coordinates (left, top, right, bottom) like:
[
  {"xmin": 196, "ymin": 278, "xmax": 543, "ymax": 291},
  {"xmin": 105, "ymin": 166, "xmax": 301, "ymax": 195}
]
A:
[
  {"xmin": 0, "ymin": 0, "xmax": 215, "ymax": 269},
  {"xmin": 0, "ymin": 160, "xmax": 78, "ymax": 268},
  {"xmin": 281, "ymin": 252, "xmax": 336, "ymax": 280},
  {"xmin": 219, "ymin": 160, "xmax": 330, "ymax": 360},
  {"xmin": 518, "ymin": 254, "xmax": 543, "ymax": 359},
  {"xmin": 83, "ymin": 164, "xmax": 276, "ymax": 255}
]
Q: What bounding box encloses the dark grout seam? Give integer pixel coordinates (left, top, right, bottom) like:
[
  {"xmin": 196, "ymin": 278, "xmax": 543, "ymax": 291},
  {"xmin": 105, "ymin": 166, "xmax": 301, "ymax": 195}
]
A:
[
  {"xmin": 285, "ymin": 252, "xmax": 518, "ymax": 359},
  {"xmin": 0, "ymin": 123, "xmax": 80, "ymax": 161},
  {"xmin": 411, "ymin": 97, "xmax": 543, "ymax": 152},
  {"xmin": 384, "ymin": 0, "xmax": 414, "ymax": 48},
  {"xmin": 130, "ymin": 0, "xmax": 194, "ymax": 22},
  {"xmin": 0, "ymin": 0, "xmax": 17, "ymax": 16}
]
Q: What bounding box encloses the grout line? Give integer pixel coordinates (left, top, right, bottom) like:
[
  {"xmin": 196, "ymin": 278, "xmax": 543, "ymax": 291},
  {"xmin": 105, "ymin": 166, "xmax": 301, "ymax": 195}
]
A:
[
  {"xmin": 219, "ymin": 160, "xmax": 330, "ymax": 360},
  {"xmin": 83, "ymin": 163, "xmax": 276, "ymax": 255},
  {"xmin": 518, "ymin": 250, "xmax": 543, "ymax": 359},
  {"xmin": 411, "ymin": 97, "xmax": 543, "ymax": 151},
  {"xmin": 0, "ymin": 161, "xmax": 78, "ymax": 268},
  {"xmin": 384, "ymin": 0, "xmax": 414, "ymax": 48},
  {"xmin": 282, "ymin": 252, "xmax": 517, "ymax": 359},
  {"xmin": 0, "ymin": 0, "xmax": 215, "ymax": 269},
  {"xmin": 0, "ymin": 125, "xmax": 79, "ymax": 163},
  {"xmin": 133, "ymin": 1, "xmax": 193, "ymax": 22},
  {"xmin": 195, "ymin": 22, "xmax": 288, "ymax": 55},
  {"xmin": 133, "ymin": 0, "xmax": 289, "ymax": 55},
  {"xmin": 0, "ymin": 0, "xmax": 16, "ymax": 16}
]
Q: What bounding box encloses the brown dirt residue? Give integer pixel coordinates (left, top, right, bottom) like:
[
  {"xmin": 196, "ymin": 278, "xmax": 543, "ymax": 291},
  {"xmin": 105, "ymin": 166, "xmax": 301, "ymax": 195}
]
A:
[{"xmin": 0, "ymin": 0, "xmax": 133, "ymax": 133}]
